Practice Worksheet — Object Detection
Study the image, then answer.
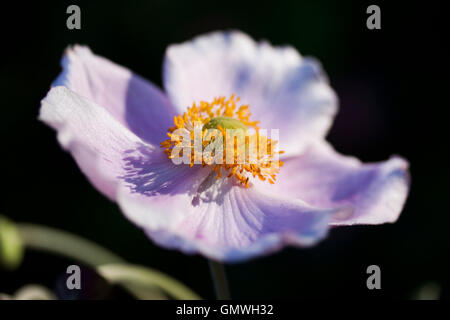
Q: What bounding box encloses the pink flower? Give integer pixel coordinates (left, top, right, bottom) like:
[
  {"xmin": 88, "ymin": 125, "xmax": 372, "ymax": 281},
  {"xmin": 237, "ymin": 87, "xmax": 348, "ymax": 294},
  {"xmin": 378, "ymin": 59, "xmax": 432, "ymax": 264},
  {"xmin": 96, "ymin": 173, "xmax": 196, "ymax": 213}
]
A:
[{"xmin": 39, "ymin": 31, "xmax": 410, "ymax": 262}]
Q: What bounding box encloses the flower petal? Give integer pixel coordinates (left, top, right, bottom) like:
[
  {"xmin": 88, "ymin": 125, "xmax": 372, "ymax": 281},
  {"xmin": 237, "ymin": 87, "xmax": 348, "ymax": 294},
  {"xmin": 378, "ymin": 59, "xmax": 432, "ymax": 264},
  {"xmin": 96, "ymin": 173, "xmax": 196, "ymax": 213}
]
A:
[
  {"xmin": 54, "ymin": 45, "xmax": 177, "ymax": 145},
  {"xmin": 257, "ymin": 142, "xmax": 410, "ymax": 225},
  {"xmin": 163, "ymin": 30, "xmax": 338, "ymax": 155},
  {"xmin": 40, "ymin": 86, "xmax": 213, "ymax": 235},
  {"xmin": 39, "ymin": 86, "xmax": 151, "ymax": 200},
  {"xmin": 116, "ymin": 172, "xmax": 347, "ymax": 262}
]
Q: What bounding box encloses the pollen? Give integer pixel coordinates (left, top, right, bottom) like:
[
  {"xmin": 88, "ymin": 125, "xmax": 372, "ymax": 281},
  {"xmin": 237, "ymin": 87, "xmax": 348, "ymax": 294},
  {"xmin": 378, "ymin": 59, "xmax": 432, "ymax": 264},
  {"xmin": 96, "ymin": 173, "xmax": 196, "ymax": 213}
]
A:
[{"xmin": 160, "ymin": 94, "xmax": 284, "ymax": 188}]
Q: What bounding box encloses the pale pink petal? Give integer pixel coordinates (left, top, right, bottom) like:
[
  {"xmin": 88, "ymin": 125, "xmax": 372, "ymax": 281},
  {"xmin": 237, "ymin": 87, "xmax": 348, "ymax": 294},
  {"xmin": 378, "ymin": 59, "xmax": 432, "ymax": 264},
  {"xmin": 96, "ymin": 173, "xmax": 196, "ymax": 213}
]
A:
[
  {"xmin": 117, "ymin": 172, "xmax": 348, "ymax": 262},
  {"xmin": 40, "ymin": 86, "xmax": 152, "ymax": 200},
  {"xmin": 54, "ymin": 45, "xmax": 176, "ymax": 145},
  {"xmin": 256, "ymin": 142, "xmax": 410, "ymax": 225},
  {"xmin": 40, "ymin": 86, "xmax": 210, "ymax": 235},
  {"xmin": 163, "ymin": 30, "xmax": 338, "ymax": 155}
]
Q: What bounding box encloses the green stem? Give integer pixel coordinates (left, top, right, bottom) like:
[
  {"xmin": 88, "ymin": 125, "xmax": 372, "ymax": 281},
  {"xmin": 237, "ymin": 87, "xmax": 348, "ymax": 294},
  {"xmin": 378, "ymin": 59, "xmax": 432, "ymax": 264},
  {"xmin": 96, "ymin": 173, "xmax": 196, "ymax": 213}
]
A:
[
  {"xmin": 98, "ymin": 263, "xmax": 201, "ymax": 300},
  {"xmin": 208, "ymin": 259, "xmax": 230, "ymax": 300},
  {"xmin": 15, "ymin": 223, "xmax": 201, "ymax": 300},
  {"xmin": 17, "ymin": 223, "xmax": 124, "ymax": 267}
]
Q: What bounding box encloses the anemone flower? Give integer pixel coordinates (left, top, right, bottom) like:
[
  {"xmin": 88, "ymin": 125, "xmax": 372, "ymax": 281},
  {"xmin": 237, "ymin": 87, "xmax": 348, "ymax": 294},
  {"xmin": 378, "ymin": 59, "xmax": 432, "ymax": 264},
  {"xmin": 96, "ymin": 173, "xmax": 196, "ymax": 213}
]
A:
[{"xmin": 39, "ymin": 31, "xmax": 410, "ymax": 265}]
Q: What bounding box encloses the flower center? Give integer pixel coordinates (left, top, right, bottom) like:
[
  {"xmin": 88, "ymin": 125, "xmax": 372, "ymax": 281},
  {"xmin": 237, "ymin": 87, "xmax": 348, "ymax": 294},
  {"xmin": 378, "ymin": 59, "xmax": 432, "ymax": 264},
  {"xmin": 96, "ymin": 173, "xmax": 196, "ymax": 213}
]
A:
[
  {"xmin": 160, "ymin": 95, "xmax": 283, "ymax": 187},
  {"xmin": 203, "ymin": 116, "xmax": 248, "ymax": 131}
]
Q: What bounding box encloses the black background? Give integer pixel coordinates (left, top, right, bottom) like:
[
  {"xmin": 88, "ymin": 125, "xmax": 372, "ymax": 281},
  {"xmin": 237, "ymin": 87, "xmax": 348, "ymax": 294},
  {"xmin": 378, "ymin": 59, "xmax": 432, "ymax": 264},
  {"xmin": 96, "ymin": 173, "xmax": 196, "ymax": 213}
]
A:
[{"xmin": 0, "ymin": 0, "xmax": 448, "ymax": 299}]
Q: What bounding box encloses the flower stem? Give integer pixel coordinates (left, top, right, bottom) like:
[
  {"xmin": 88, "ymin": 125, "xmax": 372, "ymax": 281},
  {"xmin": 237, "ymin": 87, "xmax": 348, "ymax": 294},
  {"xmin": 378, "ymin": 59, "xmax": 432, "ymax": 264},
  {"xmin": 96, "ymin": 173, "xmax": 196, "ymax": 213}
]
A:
[
  {"xmin": 208, "ymin": 259, "xmax": 230, "ymax": 300},
  {"xmin": 17, "ymin": 223, "xmax": 124, "ymax": 267},
  {"xmin": 15, "ymin": 223, "xmax": 201, "ymax": 299}
]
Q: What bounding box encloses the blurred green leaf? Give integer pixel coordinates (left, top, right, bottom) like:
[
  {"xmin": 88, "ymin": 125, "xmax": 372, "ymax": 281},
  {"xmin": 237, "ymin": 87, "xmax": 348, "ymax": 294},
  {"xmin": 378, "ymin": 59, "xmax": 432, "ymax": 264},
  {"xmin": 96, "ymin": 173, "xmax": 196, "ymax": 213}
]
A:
[
  {"xmin": 13, "ymin": 284, "xmax": 56, "ymax": 300},
  {"xmin": 0, "ymin": 215, "xmax": 24, "ymax": 270},
  {"xmin": 413, "ymin": 282, "xmax": 441, "ymax": 300}
]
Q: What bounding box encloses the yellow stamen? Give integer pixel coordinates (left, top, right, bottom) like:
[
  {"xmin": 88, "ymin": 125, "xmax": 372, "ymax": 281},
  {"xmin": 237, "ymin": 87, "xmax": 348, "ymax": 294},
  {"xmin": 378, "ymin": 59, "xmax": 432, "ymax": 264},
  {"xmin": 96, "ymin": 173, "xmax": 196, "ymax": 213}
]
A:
[{"xmin": 160, "ymin": 94, "xmax": 283, "ymax": 187}]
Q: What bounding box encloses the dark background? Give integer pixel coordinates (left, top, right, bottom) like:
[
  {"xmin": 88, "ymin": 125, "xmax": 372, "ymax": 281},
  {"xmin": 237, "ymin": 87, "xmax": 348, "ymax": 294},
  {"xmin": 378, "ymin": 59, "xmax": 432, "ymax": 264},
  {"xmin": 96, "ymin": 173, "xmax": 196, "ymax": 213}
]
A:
[{"xmin": 0, "ymin": 0, "xmax": 448, "ymax": 299}]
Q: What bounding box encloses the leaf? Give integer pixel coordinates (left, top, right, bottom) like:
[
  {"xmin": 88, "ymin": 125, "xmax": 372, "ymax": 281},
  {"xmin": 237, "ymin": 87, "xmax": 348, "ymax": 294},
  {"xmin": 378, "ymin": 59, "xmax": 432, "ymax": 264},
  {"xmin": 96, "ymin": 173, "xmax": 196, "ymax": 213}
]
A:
[
  {"xmin": 13, "ymin": 284, "xmax": 56, "ymax": 300},
  {"xmin": 0, "ymin": 215, "xmax": 24, "ymax": 270}
]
